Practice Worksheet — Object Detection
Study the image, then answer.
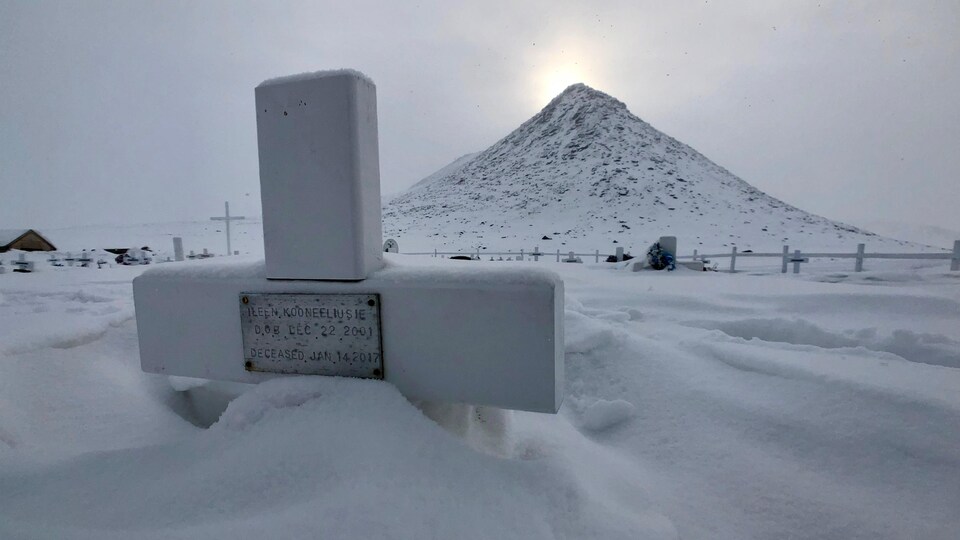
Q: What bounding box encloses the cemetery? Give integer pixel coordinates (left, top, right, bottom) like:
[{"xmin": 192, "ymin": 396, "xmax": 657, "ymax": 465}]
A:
[{"xmin": 2, "ymin": 59, "xmax": 959, "ymax": 539}]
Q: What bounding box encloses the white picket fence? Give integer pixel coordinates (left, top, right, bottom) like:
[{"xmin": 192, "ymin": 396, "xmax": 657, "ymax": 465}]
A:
[{"xmin": 404, "ymin": 240, "xmax": 960, "ymax": 274}]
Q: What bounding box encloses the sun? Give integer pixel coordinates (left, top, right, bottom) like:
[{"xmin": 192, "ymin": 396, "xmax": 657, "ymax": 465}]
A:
[{"xmin": 539, "ymin": 65, "xmax": 585, "ymax": 105}]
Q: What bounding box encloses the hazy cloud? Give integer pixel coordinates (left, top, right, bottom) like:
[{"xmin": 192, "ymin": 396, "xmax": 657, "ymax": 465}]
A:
[{"xmin": 1, "ymin": 0, "xmax": 957, "ymax": 230}]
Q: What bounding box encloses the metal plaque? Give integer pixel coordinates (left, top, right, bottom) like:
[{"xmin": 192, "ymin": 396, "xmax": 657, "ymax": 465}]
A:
[{"xmin": 239, "ymin": 293, "xmax": 383, "ymax": 378}]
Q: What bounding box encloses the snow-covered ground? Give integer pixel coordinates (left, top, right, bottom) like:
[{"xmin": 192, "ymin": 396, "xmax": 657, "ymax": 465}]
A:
[{"xmin": 1, "ymin": 247, "xmax": 958, "ymax": 539}]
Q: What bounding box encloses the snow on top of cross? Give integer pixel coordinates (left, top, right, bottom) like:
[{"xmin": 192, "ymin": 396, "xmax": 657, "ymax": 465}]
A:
[
  {"xmin": 384, "ymin": 83, "xmax": 916, "ymax": 254},
  {"xmin": 136, "ymin": 253, "xmax": 564, "ymax": 288},
  {"xmin": 257, "ymin": 68, "xmax": 374, "ymax": 88}
]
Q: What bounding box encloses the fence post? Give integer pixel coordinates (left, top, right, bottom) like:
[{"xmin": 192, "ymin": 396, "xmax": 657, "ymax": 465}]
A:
[
  {"xmin": 693, "ymin": 249, "xmax": 698, "ymax": 261},
  {"xmin": 951, "ymin": 240, "xmax": 960, "ymax": 271},
  {"xmin": 533, "ymin": 246, "xmax": 540, "ymax": 262},
  {"xmin": 729, "ymin": 246, "xmax": 737, "ymax": 273},
  {"xmin": 519, "ymin": 249, "xmax": 524, "ymax": 261},
  {"xmin": 781, "ymin": 245, "xmax": 789, "ymax": 273},
  {"xmin": 595, "ymin": 249, "xmax": 599, "ymax": 263},
  {"xmin": 616, "ymin": 247, "xmax": 624, "ymax": 262},
  {"xmin": 433, "ymin": 249, "xmax": 437, "ymax": 258},
  {"xmin": 556, "ymin": 249, "xmax": 560, "ymax": 262},
  {"xmin": 793, "ymin": 250, "xmax": 802, "ymax": 274},
  {"xmin": 855, "ymin": 243, "xmax": 865, "ymax": 272}
]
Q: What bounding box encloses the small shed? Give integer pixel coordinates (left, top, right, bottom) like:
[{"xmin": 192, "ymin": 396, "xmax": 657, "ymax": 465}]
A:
[{"xmin": 0, "ymin": 229, "xmax": 57, "ymax": 253}]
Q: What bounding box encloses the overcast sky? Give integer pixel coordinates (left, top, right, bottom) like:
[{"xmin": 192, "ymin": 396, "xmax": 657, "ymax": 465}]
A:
[{"xmin": 2, "ymin": 0, "xmax": 958, "ymax": 232}]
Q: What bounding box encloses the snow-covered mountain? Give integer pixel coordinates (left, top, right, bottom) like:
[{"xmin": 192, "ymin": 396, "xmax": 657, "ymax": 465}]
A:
[{"xmin": 385, "ymin": 84, "xmax": 916, "ymax": 254}]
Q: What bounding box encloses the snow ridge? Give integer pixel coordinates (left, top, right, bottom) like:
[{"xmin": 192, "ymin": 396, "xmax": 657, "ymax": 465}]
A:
[{"xmin": 385, "ymin": 83, "xmax": 912, "ymax": 253}]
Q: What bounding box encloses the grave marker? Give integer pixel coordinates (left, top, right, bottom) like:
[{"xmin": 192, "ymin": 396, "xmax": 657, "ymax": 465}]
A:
[
  {"xmin": 133, "ymin": 71, "xmax": 564, "ymax": 413},
  {"xmin": 563, "ymin": 251, "xmax": 582, "ymax": 263},
  {"xmin": 658, "ymin": 236, "xmax": 677, "ymax": 257},
  {"xmin": 210, "ymin": 202, "xmax": 245, "ymax": 256},
  {"xmin": 173, "ymin": 237, "xmax": 184, "ymax": 262},
  {"xmin": 13, "ymin": 253, "xmax": 33, "ymax": 273},
  {"xmin": 791, "ymin": 250, "xmax": 809, "ymax": 274}
]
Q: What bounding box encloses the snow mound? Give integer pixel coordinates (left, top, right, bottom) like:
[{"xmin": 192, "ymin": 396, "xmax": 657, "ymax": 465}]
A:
[
  {"xmin": 582, "ymin": 399, "xmax": 637, "ymax": 431},
  {"xmin": 692, "ymin": 317, "xmax": 960, "ymax": 368},
  {"xmin": 0, "ymin": 375, "xmax": 676, "ymax": 539}
]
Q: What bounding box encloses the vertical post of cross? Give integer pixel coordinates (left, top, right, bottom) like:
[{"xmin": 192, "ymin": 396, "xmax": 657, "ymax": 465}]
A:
[
  {"xmin": 556, "ymin": 249, "xmax": 560, "ymax": 262},
  {"xmin": 793, "ymin": 250, "xmax": 802, "ymax": 274},
  {"xmin": 594, "ymin": 249, "xmax": 599, "ymax": 263},
  {"xmin": 781, "ymin": 245, "xmax": 790, "ymax": 273},
  {"xmin": 951, "ymin": 240, "xmax": 960, "ymax": 271},
  {"xmin": 855, "ymin": 243, "xmax": 865, "ymax": 272},
  {"xmin": 224, "ymin": 202, "xmax": 231, "ymax": 255},
  {"xmin": 729, "ymin": 246, "xmax": 737, "ymax": 273},
  {"xmin": 533, "ymin": 246, "xmax": 540, "ymax": 262},
  {"xmin": 256, "ymin": 71, "xmax": 382, "ymax": 280}
]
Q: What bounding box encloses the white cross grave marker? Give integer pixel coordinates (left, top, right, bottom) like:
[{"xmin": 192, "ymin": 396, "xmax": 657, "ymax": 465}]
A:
[
  {"xmin": 133, "ymin": 71, "xmax": 564, "ymax": 413},
  {"xmin": 210, "ymin": 201, "xmax": 245, "ymax": 256},
  {"xmin": 13, "ymin": 253, "xmax": 33, "ymax": 272}
]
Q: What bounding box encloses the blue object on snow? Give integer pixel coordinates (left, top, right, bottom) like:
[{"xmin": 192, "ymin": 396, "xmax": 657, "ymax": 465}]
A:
[{"xmin": 646, "ymin": 242, "xmax": 676, "ymax": 271}]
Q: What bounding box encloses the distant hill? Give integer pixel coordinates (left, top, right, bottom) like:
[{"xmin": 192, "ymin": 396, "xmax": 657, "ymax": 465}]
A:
[
  {"xmin": 384, "ymin": 84, "xmax": 917, "ymax": 254},
  {"xmin": 860, "ymin": 221, "xmax": 960, "ymax": 250}
]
